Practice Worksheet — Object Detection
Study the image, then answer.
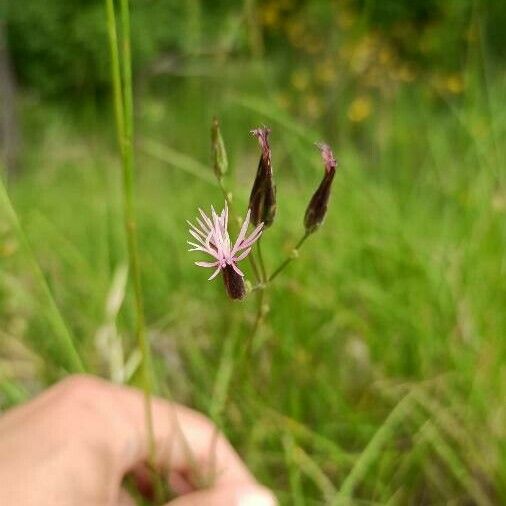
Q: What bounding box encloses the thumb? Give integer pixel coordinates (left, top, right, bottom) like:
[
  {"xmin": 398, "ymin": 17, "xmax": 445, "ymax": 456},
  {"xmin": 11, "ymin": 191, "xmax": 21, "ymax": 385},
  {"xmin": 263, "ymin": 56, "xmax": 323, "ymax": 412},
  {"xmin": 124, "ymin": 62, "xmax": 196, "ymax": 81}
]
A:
[{"xmin": 167, "ymin": 484, "xmax": 277, "ymax": 506}]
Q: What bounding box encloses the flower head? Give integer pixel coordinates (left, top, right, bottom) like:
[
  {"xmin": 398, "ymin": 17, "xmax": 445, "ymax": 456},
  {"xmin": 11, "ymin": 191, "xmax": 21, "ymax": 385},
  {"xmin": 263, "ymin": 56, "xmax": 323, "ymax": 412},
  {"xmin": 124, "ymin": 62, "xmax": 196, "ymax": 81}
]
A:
[
  {"xmin": 304, "ymin": 143, "xmax": 338, "ymax": 234},
  {"xmin": 187, "ymin": 203, "xmax": 263, "ymax": 299},
  {"xmin": 249, "ymin": 126, "xmax": 276, "ymax": 228}
]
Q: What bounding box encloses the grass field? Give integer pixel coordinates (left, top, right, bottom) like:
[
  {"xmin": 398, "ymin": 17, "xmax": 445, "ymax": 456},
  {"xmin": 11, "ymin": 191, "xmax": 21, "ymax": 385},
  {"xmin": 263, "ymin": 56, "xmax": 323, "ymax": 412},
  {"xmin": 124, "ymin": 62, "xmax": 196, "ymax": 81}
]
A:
[{"xmin": 1, "ymin": 25, "xmax": 506, "ymax": 506}]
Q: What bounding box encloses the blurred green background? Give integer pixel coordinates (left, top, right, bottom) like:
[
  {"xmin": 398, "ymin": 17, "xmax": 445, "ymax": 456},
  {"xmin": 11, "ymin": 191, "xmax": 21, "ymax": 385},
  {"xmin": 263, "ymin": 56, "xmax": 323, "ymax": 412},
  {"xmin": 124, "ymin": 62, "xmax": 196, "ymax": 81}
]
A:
[{"xmin": 1, "ymin": 0, "xmax": 506, "ymax": 504}]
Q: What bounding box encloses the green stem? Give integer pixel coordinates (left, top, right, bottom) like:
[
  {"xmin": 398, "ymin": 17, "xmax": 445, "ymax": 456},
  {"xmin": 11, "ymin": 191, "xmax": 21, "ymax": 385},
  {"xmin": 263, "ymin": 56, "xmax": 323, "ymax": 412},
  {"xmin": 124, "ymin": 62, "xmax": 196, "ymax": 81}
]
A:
[
  {"xmin": 105, "ymin": 0, "xmax": 158, "ymax": 493},
  {"xmin": 256, "ymin": 236, "xmax": 267, "ymax": 282},
  {"xmin": 241, "ymin": 275, "xmax": 269, "ymax": 364},
  {"xmin": 268, "ymin": 232, "xmax": 310, "ymax": 283},
  {"xmin": 0, "ymin": 176, "xmax": 84, "ymax": 373},
  {"xmin": 105, "ymin": 0, "xmax": 125, "ymax": 151},
  {"xmin": 251, "ymin": 287, "xmax": 266, "ymax": 348},
  {"xmin": 218, "ymin": 178, "xmax": 233, "ymax": 219}
]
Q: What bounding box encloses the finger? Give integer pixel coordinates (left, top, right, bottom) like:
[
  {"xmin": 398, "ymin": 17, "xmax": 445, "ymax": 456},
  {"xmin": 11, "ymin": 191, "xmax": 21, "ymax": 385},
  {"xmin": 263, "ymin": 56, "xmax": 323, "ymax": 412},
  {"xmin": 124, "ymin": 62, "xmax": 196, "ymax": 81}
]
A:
[
  {"xmin": 113, "ymin": 384, "xmax": 254, "ymax": 486},
  {"xmin": 166, "ymin": 484, "xmax": 277, "ymax": 506},
  {"xmin": 51, "ymin": 376, "xmax": 255, "ymax": 488},
  {"xmin": 116, "ymin": 488, "xmax": 136, "ymax": 506}
]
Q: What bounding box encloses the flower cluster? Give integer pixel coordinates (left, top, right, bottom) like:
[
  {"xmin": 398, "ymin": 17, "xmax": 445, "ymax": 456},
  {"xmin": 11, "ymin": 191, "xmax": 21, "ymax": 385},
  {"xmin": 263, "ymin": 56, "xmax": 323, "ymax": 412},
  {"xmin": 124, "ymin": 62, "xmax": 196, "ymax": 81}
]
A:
[{"xmin": 188, "ymin": 123, "xmax": 338, "ymax": 300}]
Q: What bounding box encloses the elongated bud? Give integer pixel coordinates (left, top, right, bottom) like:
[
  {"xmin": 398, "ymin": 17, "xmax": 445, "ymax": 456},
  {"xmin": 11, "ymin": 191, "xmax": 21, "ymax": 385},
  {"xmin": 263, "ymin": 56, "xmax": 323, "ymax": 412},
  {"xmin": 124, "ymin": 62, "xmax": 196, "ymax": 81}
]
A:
[
  {"xmin": 211, "ymin": 117, "xmax": 228, "ymax": 179},
  {"xmin": 222, "ymin": 265, "xmax": 246, "ymax": 300},
  {"xmin": 249, "ymin": 127, "xmax": 276, "ymax": 227},
  {"xmin": 304, "ymin": 143, "xmax": 338, "ymax": 234}
]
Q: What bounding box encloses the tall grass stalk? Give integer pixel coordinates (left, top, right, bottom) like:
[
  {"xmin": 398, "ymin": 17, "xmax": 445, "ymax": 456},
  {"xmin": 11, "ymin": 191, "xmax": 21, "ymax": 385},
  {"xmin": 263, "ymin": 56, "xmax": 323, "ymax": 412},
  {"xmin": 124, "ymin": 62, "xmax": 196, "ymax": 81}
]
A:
[
  {"xmin": 104, "ymin": 0, "xmax": 157, "ymax": 483},
  {"xmin": 0, "ymin": 175, "xmax": 84, "ymax": 373}
]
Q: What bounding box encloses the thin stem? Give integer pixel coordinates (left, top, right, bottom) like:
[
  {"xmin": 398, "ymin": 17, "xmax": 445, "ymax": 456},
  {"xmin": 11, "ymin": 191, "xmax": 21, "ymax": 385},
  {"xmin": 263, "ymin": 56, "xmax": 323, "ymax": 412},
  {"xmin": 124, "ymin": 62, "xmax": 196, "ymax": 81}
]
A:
[
  {"xmin": 105, "ymin": 0, "xmax": 158, "ymax": 494},
  {"xmin": 218, "ymin": 178, "xmax": 231, "ymax": 207},
  {"xmin": 0, "ymin": 176, "xmax": 84, "ymax": 373},
  {"xmin": 268, "ymin": 232, "xmax": 310, "ymax": 283},
  {"xmin": 119, "ymin": 0, "xmax": 158, "ymax": 479},
  {"xmin": 105, "ymin": 0, "xmax": 125, "ymax": 151},
  {"xmin": 251, "ymin": 287, "xmax": 266, "ymax": 348},
  {"xmin": 248, "ymin": 249, "xmax": 262, "ymax": 283},
  {"xmin": 242, "ymin": 275, "xmax": 269, "ymax": 364},
  {"xmin": 256, "ymin": 236, "xmax": 267, "ymax": 282}
]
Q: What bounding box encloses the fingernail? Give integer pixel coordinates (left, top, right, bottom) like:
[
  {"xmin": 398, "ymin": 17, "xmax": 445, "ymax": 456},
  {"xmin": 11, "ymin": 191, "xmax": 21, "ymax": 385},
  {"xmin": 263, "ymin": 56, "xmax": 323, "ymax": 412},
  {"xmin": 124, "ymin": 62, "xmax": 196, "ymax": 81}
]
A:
[{"xmin": 238, "ymin": 487, "xmax": 277, "ymax": 506}]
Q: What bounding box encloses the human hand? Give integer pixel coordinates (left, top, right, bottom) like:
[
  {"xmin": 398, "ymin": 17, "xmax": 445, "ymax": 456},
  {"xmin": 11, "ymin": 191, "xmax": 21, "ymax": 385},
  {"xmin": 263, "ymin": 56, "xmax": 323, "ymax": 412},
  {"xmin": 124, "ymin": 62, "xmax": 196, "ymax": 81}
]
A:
[{"xmin": 0, "ymin": 375, "xmax": 276, "ymax": 506}]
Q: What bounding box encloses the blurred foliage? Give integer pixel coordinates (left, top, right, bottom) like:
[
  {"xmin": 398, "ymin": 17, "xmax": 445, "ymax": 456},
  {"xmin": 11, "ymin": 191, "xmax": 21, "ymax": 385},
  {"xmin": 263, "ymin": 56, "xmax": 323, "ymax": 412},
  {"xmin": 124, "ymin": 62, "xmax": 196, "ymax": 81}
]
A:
[
  {"xmin": 6, "ymin": 0, "xmax": 185, "ymax": 96},
  {"xmin": 6, "ymin": 0, "xmax": 506, "ymax": 98}
]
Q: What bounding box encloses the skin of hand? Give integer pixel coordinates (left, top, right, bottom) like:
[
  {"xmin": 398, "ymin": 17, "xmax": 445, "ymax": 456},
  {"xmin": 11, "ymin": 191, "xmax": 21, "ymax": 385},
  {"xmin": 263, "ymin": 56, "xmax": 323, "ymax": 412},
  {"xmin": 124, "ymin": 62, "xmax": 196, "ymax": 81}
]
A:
[{"xmin": 0, "ymin": 375, "xmax": 276, "ymax": 506}]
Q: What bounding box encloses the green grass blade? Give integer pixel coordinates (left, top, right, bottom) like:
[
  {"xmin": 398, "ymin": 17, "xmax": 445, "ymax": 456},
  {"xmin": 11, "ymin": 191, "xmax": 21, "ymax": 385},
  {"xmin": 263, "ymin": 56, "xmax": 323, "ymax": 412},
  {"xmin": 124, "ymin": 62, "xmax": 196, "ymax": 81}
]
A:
[{"xmin": 0, "ymin": 176, "xmax": 84, "ymax": 373}]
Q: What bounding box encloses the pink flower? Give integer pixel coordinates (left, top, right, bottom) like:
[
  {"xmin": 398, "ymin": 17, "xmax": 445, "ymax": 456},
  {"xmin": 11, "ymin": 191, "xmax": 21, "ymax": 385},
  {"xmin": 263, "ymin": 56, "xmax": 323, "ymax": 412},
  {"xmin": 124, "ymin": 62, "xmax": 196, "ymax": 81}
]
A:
[{"xmin": 187, "ymin": 203, "xmax": 263, "ymax": 281}]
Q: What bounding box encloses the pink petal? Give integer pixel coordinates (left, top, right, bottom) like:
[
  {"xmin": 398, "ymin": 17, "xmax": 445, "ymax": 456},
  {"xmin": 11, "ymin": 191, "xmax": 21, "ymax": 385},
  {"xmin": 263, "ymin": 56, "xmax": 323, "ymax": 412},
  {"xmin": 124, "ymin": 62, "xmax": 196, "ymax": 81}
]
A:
[
  {"xmin": 199, "ymin": 208, "xmax": 214, "ymax": 230},
  {"xmin": 233, "ymin": 247, "xmax": 251, "ymax": 262},
  {"xmin": 187, "ymin": 241, "xmax": 208, "ymax": 252},
  {"xmin": 235, "ymin": 222, "xmax": 264, "ymax": 252},
  {"xmin": 195, "ymin": 261, "xmax": 219, "ymax": 268},
  {"xmin": 221, "ymin": 201, "xmax": 229, "ymax": 231},
  {"xmin": 187, "ymin": 220, "xmax": 207, "ymax": 240},
  {"xmin": 189, "ymin": 240, "xmax": 220, "ymax": 259},
  {"xmin": 189, "ymin": 229, "xmax": 208, "ymax": 247},
  {"xmin": 231, "ymin": 262, "xmax": 244, "ymax": 277},
  {"xmin": 196, "ymin": 216, "xmax": 211, "ymax": 234},
  {"xmin": 231, "ymin": 209, "xmax": 251, "ymax": 256},
  {"xmin": 211, "ymin": 208, "xmax": 227, "ymax": 254},
  {"xmin": 208, "ymin": 267, "xmax": 222, "ymax": 280},
  {"xmin": 205, "ymin": 232, "xmax": 222, "ymax": 260}
]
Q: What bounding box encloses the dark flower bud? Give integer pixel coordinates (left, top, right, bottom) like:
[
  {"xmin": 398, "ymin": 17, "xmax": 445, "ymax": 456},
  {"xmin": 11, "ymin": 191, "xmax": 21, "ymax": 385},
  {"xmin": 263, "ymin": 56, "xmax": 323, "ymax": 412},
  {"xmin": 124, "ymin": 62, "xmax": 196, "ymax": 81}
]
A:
[
  {"xmin": 222, "ymin": 265, "xmax": 246, "ymax": 300},
  {"xmin": 304, "ymin": 143, "xmax": 338, "ymax": 234},
  {"xmin": 211, "ymin": 117, "xmax": 228, "ymax": 179},
  {"xmin": 249, "ymin": 127, "xmax": 276, "ymax": 228}
]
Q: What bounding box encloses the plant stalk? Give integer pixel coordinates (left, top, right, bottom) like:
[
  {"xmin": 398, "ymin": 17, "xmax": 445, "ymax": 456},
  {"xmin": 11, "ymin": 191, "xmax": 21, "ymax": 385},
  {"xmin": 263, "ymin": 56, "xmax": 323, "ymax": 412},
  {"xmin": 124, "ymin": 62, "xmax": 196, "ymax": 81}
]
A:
[
  {"xmin": 268, "ymin": 232, "xmax": 310, "ymax": 283},
  {"xmin": 256, "ymin": 235, "xmax": 267, "ymax": 281},
  {"xmin": 105, "ymin": 0, "xmax": 158, "ymax": 493}
]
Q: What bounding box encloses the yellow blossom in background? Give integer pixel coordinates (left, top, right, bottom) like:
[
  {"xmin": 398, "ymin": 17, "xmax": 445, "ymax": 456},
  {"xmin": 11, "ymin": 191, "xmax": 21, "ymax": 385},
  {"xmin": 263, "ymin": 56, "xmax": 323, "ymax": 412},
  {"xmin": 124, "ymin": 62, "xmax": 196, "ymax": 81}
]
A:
[
  {"xmin": 445, "ymin": 74, "xmax": 465, "ymax": 94},
  {"xmin": 316, "ymin": 58, "xmax": 337, "ymax": 84},
  {"xmin": 305, "ymin": 94, "xmax": 323, "ymax": 119},
  {"xmin": 0, "ymin": 239, "xmax": 18, "ymax": 257},
  {"xmin": 395, "ymin": 64, "xmax": 417, "ymax": 83},
  {"xmin": 432, "ymin": 73, "xmax": 465, "ymax": 96},
  {"xmin": 379, "ymin": 47, "xmax": 394, "ymax": 65},
  {"xmin": 262, "ymin": 3, "xmax": 279, "ymax": 28},
  {"xmin": 348, "ymin": 96, "xmax": 373, "ymax": 123},
  {"xmin": 285, "ymin": 19, "xmax": 305, "ymax": 47},
  {"xmin": 291, "ymin": 68, "xmax": 310, "ymax": 91},
  {"xmin": 492, "ymin": 191, "xmax": 506, "ymax": 213},
  {"xmin": 0, "ymin": 225, "xmax": 18, "ymax": 258},
  {"xmin": 350, "ymin": 35, "xmax": 378, "ymax": 73}
]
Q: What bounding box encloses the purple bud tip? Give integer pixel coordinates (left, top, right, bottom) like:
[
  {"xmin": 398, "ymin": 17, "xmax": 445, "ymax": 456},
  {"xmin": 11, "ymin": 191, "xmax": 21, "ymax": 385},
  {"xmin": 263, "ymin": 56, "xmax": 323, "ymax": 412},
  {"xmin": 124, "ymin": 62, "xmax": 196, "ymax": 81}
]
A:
[
  {"xmin": 315, "ymin": 143, "xmax": 337, "ymax": 174},
  {"xmin": 251, "ymin": 126, "xmax": 272, "ymax": 155}
]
